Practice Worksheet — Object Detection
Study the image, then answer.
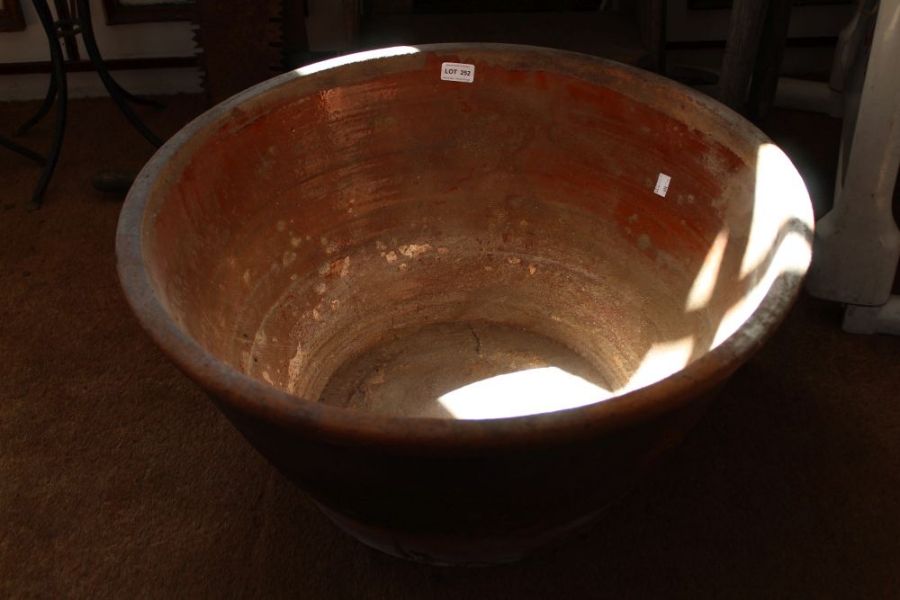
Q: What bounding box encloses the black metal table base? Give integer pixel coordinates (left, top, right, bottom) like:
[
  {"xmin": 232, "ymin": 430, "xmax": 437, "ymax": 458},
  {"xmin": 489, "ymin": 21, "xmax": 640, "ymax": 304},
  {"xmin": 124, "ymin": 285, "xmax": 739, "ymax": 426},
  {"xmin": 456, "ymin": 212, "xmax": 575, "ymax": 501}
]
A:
[
  {"xmin": 0, "ymin": 134, "xmax": 45, "ymax": 165},
  {"xmin": 3, "ymin": 0, "xmax": 163, "ymax": 209}
]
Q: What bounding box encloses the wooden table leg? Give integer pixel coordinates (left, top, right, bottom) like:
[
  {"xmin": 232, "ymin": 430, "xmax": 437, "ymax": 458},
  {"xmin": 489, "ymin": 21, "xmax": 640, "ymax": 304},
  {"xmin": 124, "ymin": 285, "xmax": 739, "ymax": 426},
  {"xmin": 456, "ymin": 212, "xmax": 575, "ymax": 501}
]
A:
[
  {"xmin": 748, "ymin": 0, "xmax": 793, "ymax": 120},
  {"xmin": 719, "ymin": 0, "xmax": 770, "ymax": 112}
]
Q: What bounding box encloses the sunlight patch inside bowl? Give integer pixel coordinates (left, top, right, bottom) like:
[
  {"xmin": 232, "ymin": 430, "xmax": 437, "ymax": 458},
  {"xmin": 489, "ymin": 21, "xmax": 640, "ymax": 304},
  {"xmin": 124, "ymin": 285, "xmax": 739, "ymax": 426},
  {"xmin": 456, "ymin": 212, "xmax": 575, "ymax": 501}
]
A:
[{"xmin": 437, "ymin": 367, "xmax": 615, "ymax": 420}]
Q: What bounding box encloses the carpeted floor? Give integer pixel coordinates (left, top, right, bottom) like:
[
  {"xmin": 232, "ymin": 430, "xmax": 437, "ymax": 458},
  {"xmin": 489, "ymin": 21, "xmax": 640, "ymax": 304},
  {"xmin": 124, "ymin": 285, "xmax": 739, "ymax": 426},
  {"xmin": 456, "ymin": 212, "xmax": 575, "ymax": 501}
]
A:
[{"xmin": 1, "ymin": 96, "xmax": 898, "ymax": 599}]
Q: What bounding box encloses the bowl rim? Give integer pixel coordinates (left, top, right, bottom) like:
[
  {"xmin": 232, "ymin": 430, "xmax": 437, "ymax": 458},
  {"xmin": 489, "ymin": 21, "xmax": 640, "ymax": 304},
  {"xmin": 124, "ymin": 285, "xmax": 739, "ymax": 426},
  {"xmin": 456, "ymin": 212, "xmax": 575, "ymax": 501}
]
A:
[{"xmin": 116, "ymin": 43, "xmax": 813, "ymax": 452}]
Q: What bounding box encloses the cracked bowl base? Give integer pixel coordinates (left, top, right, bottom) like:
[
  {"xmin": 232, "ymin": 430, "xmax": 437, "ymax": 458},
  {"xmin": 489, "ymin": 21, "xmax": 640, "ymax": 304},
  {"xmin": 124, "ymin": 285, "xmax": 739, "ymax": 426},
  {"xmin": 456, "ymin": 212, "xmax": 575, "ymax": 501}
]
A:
[{"xmin": 319, "ymin": 320, "xmax": 613, "ymax": 420}]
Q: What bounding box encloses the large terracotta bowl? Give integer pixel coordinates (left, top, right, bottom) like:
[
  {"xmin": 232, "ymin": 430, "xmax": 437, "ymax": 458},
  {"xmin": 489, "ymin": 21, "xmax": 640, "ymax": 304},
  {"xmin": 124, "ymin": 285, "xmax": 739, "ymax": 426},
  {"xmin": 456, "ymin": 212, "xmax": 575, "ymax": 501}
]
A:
[{"xmin": 116, "ymin": 44, "xmax": 814, "ymax": 565}]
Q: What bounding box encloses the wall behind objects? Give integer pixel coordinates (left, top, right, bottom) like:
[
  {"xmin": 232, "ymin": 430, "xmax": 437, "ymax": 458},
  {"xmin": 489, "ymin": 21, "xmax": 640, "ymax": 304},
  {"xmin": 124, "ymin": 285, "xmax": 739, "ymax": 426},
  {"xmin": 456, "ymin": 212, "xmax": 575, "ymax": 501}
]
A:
[
  {"xmin": 0, "ymin": 0, "xmax": 201, "ymax": 100},
  {"xmin": 0, "ymin": 0, "xmax": 858, "ymax": 102},
  {"xmin": 666, "ymin": 0, "xmax": 854, "ymax": 42}
]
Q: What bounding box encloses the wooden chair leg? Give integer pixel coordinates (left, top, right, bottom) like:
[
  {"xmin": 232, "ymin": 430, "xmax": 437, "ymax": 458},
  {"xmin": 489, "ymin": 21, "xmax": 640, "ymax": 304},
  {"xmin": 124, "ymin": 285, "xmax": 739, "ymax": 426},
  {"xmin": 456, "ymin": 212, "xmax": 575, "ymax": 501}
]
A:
[{"xmin": 719, "ymin": 0, "xmax": 769, "ymax": 112}]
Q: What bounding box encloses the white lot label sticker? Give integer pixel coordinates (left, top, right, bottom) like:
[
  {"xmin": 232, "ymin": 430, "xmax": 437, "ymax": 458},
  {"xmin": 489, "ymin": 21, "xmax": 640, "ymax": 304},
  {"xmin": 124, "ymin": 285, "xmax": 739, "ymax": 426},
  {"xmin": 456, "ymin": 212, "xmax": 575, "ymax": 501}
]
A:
[
  {"xmin": 441, "ymin": 62, "xmax": 475, "ymax": 83},
  {"xmin": 654, "ymin": 173, "xmax": 671, "ymax": 197}
]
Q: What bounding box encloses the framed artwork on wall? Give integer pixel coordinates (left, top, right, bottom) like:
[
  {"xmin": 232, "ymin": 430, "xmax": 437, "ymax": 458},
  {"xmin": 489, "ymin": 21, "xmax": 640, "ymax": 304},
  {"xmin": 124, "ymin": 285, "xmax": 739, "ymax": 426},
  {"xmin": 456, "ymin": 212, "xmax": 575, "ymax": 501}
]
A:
[
  {"xmin": 0, "ymin": 0, "xmax": 26, "ymax": 32},
  {"xmin": 102, "ymin": 0, "xmax": 196, "ymax": 24}
]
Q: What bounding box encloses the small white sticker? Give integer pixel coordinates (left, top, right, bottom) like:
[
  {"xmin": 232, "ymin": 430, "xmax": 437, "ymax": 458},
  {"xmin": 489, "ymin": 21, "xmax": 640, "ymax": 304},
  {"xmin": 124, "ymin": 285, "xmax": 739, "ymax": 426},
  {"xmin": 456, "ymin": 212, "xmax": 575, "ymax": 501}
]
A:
[
  {"xmin": 654, "ymin": 173, "xmax": 671, "ymax": 197},
  {"xmin": 441, "ymin": 62, "xmax": 475, "ymax": 83}
]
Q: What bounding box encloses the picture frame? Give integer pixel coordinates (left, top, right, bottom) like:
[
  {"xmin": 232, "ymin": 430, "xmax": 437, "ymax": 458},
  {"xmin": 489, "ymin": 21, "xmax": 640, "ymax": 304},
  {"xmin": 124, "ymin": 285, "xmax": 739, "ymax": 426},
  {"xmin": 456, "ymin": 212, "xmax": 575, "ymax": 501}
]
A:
[
  {"xmin": 0, "ymin": 0, "xmax": 26, "ymax": 32},
  {"xmin": 101, "ymin": 0, "xmax": 196, "ymax": 24}
]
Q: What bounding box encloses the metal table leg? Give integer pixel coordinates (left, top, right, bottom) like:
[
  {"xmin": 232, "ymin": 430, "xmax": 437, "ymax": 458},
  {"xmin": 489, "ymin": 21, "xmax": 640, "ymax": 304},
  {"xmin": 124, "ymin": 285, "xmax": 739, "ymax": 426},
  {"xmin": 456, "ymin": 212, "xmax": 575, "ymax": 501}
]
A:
[
  {"xmin": 0, "ymin": 135, "xmax": 45, "ymax": 165},
  {"xmin": 16, "ymin": 0, "xmax": 164, "ymax": 208},
  {"xmin": 28, "ymin": 0, "xmax": 68, "ymax": 210},
  {"xmin": 74, "ymin": 0, "xmax": 162, "ymax": 147},
  {"xmin": 15, "ymin": 76, "xmax": 57, "ymax": 136}
]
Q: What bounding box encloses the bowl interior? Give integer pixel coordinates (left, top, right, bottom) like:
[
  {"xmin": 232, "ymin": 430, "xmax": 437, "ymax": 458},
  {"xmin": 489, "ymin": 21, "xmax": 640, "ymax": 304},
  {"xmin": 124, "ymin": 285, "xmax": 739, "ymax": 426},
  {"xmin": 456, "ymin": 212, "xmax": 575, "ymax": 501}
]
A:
[{"xmin": 134, "ymin": 46, "xmax": 812, "ymax": 420}]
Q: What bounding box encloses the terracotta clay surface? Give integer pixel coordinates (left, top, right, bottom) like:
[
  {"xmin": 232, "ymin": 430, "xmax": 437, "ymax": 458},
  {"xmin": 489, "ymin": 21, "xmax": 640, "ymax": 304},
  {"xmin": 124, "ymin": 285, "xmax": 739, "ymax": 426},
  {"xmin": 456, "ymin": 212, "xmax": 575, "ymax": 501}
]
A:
[
  {"xmin": 116, "ymin": 44, "xmax": 814, "ymax": 564},
  {"xmin": 319, "ymin": 321, "xmax": 608, "ymax": 418}
]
